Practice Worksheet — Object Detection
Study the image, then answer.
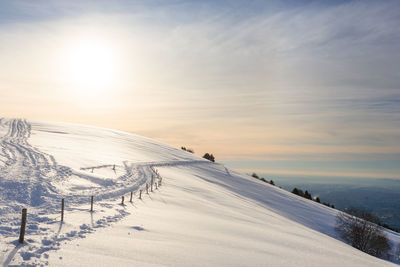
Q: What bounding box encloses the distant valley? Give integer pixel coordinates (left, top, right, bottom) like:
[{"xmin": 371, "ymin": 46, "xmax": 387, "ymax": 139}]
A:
[{"xmin": 273, "ymin": 176, "xmax": 400, "ymax": 231}]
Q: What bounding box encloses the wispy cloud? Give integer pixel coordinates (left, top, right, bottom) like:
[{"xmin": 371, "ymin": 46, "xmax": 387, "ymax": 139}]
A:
[{"xmin": 0, "ymin": 0, "xmax": 399, "ymax": 178}]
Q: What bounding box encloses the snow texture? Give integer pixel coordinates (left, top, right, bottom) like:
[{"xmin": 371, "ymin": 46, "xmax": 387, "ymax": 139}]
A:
[{"xmin": 0, "ymin": 118, "xmax": 399, "ymax": 266}]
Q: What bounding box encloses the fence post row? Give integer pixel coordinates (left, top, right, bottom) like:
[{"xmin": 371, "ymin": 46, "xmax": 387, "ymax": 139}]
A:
[
  {"xmin": 19, "ymin": 208, "xmax": 27, "ymax": 244},
  {"xmin": 16, "ymin": 172, "xmax": 165, "ymax": 242}
]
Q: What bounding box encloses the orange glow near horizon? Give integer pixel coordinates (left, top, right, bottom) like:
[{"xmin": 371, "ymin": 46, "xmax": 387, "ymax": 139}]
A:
[{"xmin": 0, "ymin": 9, "xmax": 399, "ymax": 180}]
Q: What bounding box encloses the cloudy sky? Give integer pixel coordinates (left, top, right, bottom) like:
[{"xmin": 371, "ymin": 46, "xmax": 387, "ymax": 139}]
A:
[{"xmin": 0, "ymin": 0, "xmax": 399, "ymax": 179}]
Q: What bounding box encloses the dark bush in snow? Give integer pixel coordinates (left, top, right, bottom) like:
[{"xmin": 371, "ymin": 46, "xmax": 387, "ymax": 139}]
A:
[
  {"xmin": 335, "ymin": 208, "xmax": 391, "ymax": 259},
  {"xmin": 203, "ymin": 153, "xmax": 215, "ymax": 162},
  {"xmin": 181, "ymin": 146, "xmax": 194, "ymax": 153}
]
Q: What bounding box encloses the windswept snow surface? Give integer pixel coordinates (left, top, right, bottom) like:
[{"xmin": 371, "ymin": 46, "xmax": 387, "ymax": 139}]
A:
[{"xmin": 0, "ymin": 118, "xmax": 399, "ymax": 266}]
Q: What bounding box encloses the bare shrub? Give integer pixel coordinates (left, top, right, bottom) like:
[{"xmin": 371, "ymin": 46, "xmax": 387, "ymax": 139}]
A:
[
  {"xmin": 181, "ymin": 146, "xmax": 194, "ymax": 153},
  {"xmin": 335, "ymin": 208, "xmax": 391, "ymax": 259}
]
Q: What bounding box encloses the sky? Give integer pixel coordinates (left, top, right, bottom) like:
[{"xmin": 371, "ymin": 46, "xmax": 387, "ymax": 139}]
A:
[{"xmin": 0, "ymin": 0, "xmax": 399, "ymax": 179}]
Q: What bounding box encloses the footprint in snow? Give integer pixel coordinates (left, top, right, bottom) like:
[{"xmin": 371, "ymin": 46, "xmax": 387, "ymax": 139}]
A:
[{"xmin": 131, "ymin": 226, "xmax": 145, "ymax": 231}]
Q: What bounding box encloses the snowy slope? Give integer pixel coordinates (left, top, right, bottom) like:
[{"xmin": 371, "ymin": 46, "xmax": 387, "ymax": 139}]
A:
[{"xmin": 0, "ymin": 118, "xmax": 399, "ymax": 266}]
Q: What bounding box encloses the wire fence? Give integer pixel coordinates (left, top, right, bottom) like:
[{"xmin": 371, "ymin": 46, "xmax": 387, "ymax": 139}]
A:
[{"xmin": 15, "ymin": 166, "xmax": 163, "ymax": 244}]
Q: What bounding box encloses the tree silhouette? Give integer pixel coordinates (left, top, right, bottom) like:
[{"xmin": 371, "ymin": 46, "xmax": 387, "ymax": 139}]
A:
[{"xmin": 203, "ymin": 153, "xmax": 215, "ymax": 162}]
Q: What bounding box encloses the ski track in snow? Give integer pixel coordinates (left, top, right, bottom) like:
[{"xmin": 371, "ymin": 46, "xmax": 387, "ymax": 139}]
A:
[{"xmin": 0, "ymin": 119, "xmax": 210, "ymax": 265}]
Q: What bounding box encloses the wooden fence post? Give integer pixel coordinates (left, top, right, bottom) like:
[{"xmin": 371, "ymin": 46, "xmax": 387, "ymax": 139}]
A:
[
  {"xmin": 155, "ymin": 181, "xmax": 158, "ymax": 190},
  {"xmin": 61, "ymin": 198, "xmax": 64, "ymax": 221},
  {"xmin": 130, "ymin": 191, "xmax": 133, "ymax": 202},
  {"xmin": 146, "ymin": 184, "xmax": 149, "ymax": 194},
  {"xmin": 90, "ymin": 196, "xmax": 94, "ymax": 212},
  {"xmin": 121, "ymin": 196, "xmax": 125, "ymax": 205},
  {"xmin": 139, "ymin": 190, "xmax": 142, "ymax": 199},
  {"xmin": 19, "ymin": 208, "xmax": 27, "ymax": 244}
]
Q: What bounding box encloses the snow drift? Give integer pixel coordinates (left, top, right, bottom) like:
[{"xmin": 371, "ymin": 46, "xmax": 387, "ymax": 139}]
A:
[{"xmin": 0, "ymin": 118, "xmax": 399, "ymax": 266}]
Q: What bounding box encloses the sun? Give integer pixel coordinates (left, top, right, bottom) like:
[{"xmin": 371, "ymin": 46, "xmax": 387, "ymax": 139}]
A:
[{"xmin": 63, "ymin": 41, "xmax": 117, "ymax": 94}]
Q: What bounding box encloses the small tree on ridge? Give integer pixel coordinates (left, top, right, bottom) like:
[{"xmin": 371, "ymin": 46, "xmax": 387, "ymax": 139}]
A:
[{"xmin": 203, "ymin": 153, "xmax": 215, "ymax": 162}]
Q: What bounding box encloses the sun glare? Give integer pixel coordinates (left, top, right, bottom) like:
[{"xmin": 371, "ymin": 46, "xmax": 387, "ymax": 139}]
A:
[{"xmin": 63, "ymin": 41, "xmax": 117, "ymax": 94}]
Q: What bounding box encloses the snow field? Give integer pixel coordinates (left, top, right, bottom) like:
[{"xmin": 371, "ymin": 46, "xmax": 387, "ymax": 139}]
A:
[
  {"xmin": 44, "ymin": 165, "xmax": 397, "ymax": 266},
  {"xmin": 0, "ymin": 118, "xmax": 399, "ymax": 266}
]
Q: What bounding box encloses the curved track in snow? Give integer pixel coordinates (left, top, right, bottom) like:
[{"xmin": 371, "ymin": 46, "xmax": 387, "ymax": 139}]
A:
[
  {"xmin": 0, "ymin": 119, "xmax": 169, "ymax": 207},
  {"xmin": 0, "ymin": 119, "xmax": 59, "ymax": 207},
  {"xmin": 0, "ymin": 119, "xmax": 212, "ymax": 264},
  {"xmin": 0, "ymin": 119, "xmax": 211, "ymax": 240}
]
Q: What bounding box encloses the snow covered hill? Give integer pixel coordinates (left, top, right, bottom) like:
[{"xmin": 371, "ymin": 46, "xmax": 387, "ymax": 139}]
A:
[{"xmin": 0, "ymin": 118, "xmax": 399, "ymax": 266}]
